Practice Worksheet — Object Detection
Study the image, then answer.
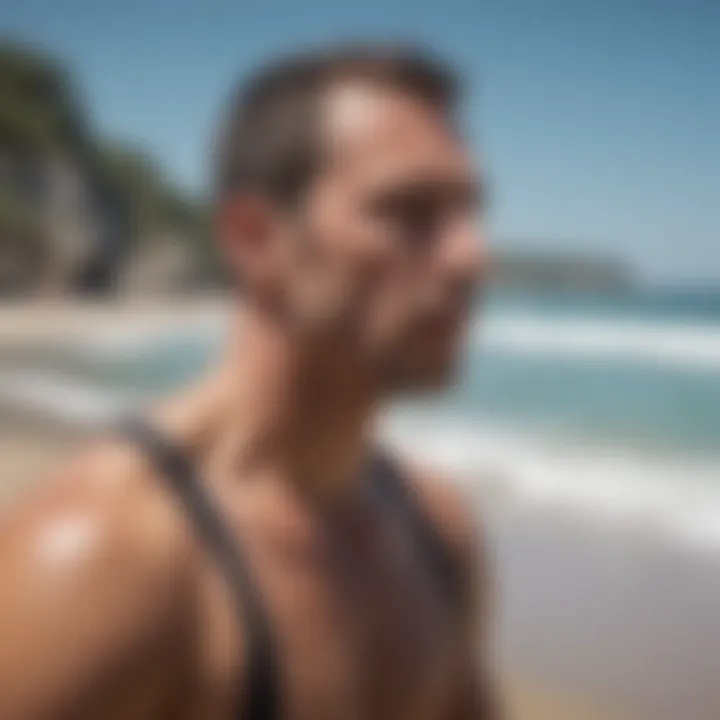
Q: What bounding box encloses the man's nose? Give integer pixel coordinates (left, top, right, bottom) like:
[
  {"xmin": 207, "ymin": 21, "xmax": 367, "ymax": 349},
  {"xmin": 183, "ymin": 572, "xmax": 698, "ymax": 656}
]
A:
[{"xmin": 443, "ymin": 219, "xmax": 487, "ymax": 285}]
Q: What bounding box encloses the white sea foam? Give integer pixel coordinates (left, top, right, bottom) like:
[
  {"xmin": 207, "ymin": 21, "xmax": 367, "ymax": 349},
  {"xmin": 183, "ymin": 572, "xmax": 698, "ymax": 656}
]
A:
[
  {"xmin": 382, "ymin": 413, "xmax": 720, "ymax": 549},
  {"xmin": 0, "ymin": 370, "xmax": 134, "ymax": 425},
  {"xmin": 3, "ymin": 363, "xmax": 719, "ymax": 546},
  {"xmin": 475, "ymin": 315, "xmax": 720, "ymax": 372},
  {"xmin": 3, "ymin": 310, "xmax": 720, "ymax": 550},
  {"xmin": 13, "ymin": 310, "xmax": 720, "ymax": 373},
  {"xmin": 13, "ymin": 311, "xmax": 227, "ymax": 361}
]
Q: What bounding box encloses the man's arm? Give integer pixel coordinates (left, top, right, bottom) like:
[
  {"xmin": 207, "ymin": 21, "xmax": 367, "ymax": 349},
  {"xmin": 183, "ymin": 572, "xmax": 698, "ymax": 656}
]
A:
[
  {"xmin": 408, "ymin": 464, "xmax": 502, "ymax": 719},
  {"xmin": 0, "ymin": 443, "xmax": 196, "ymax": 719}
]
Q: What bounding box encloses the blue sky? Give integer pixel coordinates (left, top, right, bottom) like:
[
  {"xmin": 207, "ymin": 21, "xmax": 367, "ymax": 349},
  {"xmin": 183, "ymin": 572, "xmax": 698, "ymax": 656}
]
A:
[{"xmin": 2, "ymin": 0, "xmax": 718, "ymax": 283}]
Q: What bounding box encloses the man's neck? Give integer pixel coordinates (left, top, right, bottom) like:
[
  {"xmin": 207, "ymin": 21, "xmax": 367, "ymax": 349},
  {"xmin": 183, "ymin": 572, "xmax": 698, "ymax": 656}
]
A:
[{"xmin": 157, "ymin": 305, "xmax": 379, "ymax": 503}]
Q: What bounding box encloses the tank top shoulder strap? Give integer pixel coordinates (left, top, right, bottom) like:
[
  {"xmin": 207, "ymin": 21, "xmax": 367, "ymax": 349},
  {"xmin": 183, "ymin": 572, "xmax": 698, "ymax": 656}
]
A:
[
  {"xmin": 371, "ymin": 449, "xmax": 463, "ymax": 605},
  {"xmin": 117, "ymin": 417, "xmax": 280, "ymax": 720}
]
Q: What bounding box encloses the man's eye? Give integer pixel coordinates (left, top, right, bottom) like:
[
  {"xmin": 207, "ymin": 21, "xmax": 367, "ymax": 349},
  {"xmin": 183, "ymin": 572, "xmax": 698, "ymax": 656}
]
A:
[
  {"xmin": 390, "ymin": 204, "xmax": 440, "ymax": 245},
  {"xmin": 375, "ymin": 195, "xmax": 439, "ymax": 240}
]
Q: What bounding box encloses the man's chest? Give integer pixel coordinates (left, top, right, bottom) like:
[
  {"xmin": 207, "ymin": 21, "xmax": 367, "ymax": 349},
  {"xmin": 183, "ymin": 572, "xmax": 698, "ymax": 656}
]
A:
[{"xmin": 190, "ymin": 512, "xmax": 460, "ymax": 720}]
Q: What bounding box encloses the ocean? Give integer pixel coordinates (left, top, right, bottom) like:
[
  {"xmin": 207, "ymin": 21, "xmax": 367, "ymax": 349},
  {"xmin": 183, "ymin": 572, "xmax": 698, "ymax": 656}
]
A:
[
  {"xmin": 2, "ymin": 288, "xmax": 720, "ymax": 540},
  {"xmin": 4, "ymin": 291, "xmax": 720, "ymax": 716}
]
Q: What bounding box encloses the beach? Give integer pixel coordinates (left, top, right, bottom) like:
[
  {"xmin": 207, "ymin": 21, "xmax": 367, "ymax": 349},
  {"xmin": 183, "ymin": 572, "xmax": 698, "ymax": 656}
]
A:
[
  {"xmin": 2, "ymin": 299, "xmax": 719, "ymax": 719},
  {"xmin": 0, "ymin": 413, "xmax": 623, "ymax": 720}
]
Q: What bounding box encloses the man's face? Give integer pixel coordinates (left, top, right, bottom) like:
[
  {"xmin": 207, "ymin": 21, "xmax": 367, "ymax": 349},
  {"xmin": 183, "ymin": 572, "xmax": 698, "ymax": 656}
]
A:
[{"xmin": 229, "ymin": 84, "xmax": 485, "ymax": 392}]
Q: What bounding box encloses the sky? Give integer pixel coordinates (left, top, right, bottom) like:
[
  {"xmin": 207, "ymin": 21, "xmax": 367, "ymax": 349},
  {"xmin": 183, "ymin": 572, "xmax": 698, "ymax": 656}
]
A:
[{"xmin": 2, "ymin": 0, "xmax": 718, "ymax": 283}]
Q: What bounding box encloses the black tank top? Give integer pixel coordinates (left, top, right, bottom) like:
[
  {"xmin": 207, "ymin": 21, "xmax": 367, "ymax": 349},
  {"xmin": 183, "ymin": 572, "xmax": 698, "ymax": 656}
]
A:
[{"xmin": 119, "ymin": 417, "xmax": 460, "ymax": 720}]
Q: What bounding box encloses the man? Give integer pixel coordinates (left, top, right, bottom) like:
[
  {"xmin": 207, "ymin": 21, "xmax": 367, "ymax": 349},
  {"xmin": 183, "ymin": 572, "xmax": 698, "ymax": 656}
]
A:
[{"xmin": 0, "ymin": 43, "xmax": 496, "ymax": 719}]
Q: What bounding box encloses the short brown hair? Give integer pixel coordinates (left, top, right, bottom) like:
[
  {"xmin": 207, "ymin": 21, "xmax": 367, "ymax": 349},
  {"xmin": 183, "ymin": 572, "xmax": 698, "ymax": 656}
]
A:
[{"xmin": 213, "ymin": 42, "xmax": 459, "ymax": 205}]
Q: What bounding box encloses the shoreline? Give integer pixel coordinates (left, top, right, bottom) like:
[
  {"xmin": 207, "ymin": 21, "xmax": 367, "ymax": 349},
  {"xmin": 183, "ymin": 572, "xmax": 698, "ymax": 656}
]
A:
[
  {"xmin": 3, "ymin": 299, "xmax": 720, "ymax": 718},
  {"xmin": 0, "ymin": 296, "xmax": 228, "ymax": 347},
  {"xmin": 0, "ymin": 416, "xmax": 629, "ymax": 720},
  {"xmin": 4, "ymin": 302, "xmax": 720, "ymax": 546}
]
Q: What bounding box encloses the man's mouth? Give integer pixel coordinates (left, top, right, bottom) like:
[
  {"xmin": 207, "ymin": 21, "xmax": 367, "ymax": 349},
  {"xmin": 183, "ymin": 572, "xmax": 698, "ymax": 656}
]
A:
[{"xmin": 420, "ymin": 309, "xmax": 467, "ymax": 341}]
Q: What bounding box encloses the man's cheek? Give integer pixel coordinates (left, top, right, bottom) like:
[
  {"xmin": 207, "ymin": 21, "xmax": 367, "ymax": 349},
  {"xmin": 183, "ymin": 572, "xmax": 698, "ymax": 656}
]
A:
[{"xmin": 370, "ymin": 297, "xmax": 419, "ymax": 353}]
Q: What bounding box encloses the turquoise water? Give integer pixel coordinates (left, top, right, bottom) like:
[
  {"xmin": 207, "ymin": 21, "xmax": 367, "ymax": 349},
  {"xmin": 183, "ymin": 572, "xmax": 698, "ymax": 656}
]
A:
[
  {"xmin": 393, "ymin": 288, "xmax": 720, "ymax": 463},
  {"xmin": 486, "ymin": 286, "xmax": 720, "ymax": 323},
  {"xmin": 459, "ymin": 289, "xmax": 720, "ymax": 459}
]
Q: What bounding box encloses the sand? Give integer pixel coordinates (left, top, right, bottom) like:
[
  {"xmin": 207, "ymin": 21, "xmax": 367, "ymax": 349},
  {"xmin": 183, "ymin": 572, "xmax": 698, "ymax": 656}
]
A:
[
  {"xmin": 0, "ymin": 299, "xmax": 670, "ymax": 719},
  {"xmin": 0, "ymin": 423, "xmax": 627, "ymax": 720}
]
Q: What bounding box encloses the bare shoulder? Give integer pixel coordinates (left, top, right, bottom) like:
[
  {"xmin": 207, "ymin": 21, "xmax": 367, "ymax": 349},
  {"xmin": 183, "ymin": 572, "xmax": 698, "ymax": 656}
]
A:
[
  {"xmin": 404, "ymin": 459, "xmax": 482, "ymax": 551},
  {"xmin": 400, "ymin": 465, "xmax": 502, "ymax": 717},
  {"xmin": 0, "ymin": 436, "xmax": 200, "ymax": 715},
  {"xmin": 0, "ymin": 435, "xmax": 198, "ymax": 641},
  {"xmin": 394, "ymin": 455, "xmax": 490, "ymax": 597}
]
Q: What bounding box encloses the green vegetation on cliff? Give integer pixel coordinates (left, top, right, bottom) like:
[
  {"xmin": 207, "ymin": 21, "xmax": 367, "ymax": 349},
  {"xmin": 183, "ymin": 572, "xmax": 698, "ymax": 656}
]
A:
[{"xmin": 0, "ymin": 39, "xmax": 212, "ymax": 294}]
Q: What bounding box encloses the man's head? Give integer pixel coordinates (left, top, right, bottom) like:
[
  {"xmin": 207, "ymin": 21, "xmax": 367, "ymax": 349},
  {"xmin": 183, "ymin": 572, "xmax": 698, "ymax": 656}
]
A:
[{"xmin": 214, "ymin": 43, "xmax": 485, "ymax": 392}]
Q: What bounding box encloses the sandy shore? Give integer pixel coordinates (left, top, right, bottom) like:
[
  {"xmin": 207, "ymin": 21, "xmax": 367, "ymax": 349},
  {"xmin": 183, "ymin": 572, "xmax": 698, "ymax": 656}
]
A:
[
  {"xmin": 1, "ymin": 299, "xmax": 696, "ymax": 719},
  {"xmin": 0, "ymin": 422, "xmax": 625, "ymax": 720},
  {"xmin": 0, "ymin": 423, "xmax": 632, "ymax": 719},
  {"xmin": 0, "ymin": 296, "xmax": 226, "ymax": 345}
]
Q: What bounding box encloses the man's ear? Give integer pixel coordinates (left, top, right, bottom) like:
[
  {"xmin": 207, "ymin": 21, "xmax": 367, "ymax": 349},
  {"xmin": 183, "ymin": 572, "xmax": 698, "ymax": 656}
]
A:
[{"xmin": 214, "ymin": 194, "xmax": 282, "ymax": 293}]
